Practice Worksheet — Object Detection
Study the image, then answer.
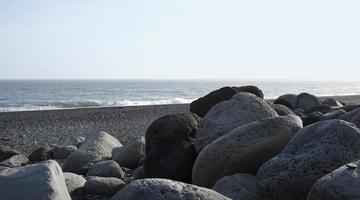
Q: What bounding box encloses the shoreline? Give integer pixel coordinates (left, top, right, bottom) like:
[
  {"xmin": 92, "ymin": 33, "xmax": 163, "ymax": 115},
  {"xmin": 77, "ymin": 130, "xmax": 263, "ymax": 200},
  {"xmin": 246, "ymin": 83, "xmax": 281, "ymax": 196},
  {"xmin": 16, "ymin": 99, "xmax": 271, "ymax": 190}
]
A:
[
  {"xmin": 1, "ymin": 94, "xmax": 360, "ymax": 155},
  {"xmin": 1, "ymin": 94, "xmax": 360, "ymax": 114}
]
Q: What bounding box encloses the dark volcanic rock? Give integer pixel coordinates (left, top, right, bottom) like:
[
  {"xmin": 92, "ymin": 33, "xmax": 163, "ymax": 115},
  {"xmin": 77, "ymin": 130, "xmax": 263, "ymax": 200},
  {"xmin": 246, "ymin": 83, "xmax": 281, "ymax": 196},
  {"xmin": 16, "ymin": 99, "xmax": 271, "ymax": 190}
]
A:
[
  {"xmin": 307, "ymin": 104, "xmax": 332, "ymax": 114},
  {"xmin": 190, "ymin": 86, "xmax": 263, "ymax": 117},
  {"xmin": 144, "ymin": 113, "xmax": 199, "ymax": 183},
  {"xmin": 274, "ymin": 94, "xmax": 297, "ymax": 109},
  {"xmin": 0, "ymin": 145, "xmax": 20, "ymax": 162},
  {"xmin": 195, "ymin": 93, "xmax": 278, "ymax": 152},
  {"xmin": 301, "ymin": 111, "xmax": 323, "ymax": 126},
  {"xmin": 192, "ymin": 115, "xmax": 302, "ymax": 187},
  {"xmin": 340, "ymin": 107, "xmax": 360, "ymax": 128},
  {"xmin": 307, "ymin": 160, "xmax": 360, "ymax": 200},
  {"xmin": 28, "ymin": 146, "xmax": 52, "ymax": 162},
  {"xmin": 212, "ymin": 173, "xmax": 261, "ymax": 200},
  {"xmin": 84, "ymin": 177, "xmax": 125, "ymax": 196},
  {"xmin": 86, "ymin": 160, "xmax": 124, "ymax": 179},
  {"xmin": 322, "ymin": 98, "xmax": 343, "ymax": 107},
  {"xmin": 295, "ymin": 93, "xmax": 321, "ymax": 112},
  {"xmin": 112, "ymin": 137, "xmax": 145, "ymax": 169},
  {"xmin": 0, "ymin": 154, "xmax": 28, "ymax": 167},
  {"xmin": 110, "ymin": 178, "xmax": 230, "ymax": 200},
  {"xmin": 257, "ymin": 119, "xmax": 360, "ymax": 200},
  {"xmin": 271, "ymin": 104, "xmax": 295, "ymax": 116}
]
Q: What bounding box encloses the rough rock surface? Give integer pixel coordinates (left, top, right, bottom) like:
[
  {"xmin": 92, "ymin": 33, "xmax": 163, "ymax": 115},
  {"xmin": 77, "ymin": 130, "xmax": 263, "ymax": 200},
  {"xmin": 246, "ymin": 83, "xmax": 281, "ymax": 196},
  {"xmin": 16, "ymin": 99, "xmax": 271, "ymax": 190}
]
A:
[
  {"xmin": 295, "ymin": 93, "xmax": 322, "ymax": 112},
  {"xmin": 0, "ymin": 160, "xmax": 71, "ymax": 200},
  {"xmin": 84, "ymin": 177, "xmax": 125, "ymax": 196},
  {"xmin": 112, "ymin": 136, "xmax": 145, "ymax": 169},
  {"xmin": 193, "ymin": 115, "xmax": 302, "ymax": 187},
  {"xmin": 322, "ymin": 98, "xmax": 343, "ymax": 107},
  {"xmin": 307, "ymin": 160, "xmax": 360, "ymax": 200},
  {"xmin": 340, "ymin": 107, "xmax": 360, "ymax": 128},
  {"xmin": 195, "ymin": 93, "xmax": 278, "ymax": 152},
  {"xmin": 86, "ymin": 160, "xmax": 124, "ymax": 179},
  {"xmin": 301, "ymin": 111, "xmax": 323, "ymax": 126},
  {"xmin": 0, "ymin": 154, "xmax": 28, "ymax": 167},
  {"xmin": 52, "ymin": 145, "xmax": 77, "ymax": 159},
  {"xmin": 28, "ymin": 146, "xmax": 52, "ymax": 162},
  {"xmin": 0, "ymin": 145, "xmax": 20, "ymax": 162},
  {"xmin": 190, "ymin": 86, "xmax": 264, "ymax": 117},
  {"xmin": 64, "ymin": 172, "xmax": 86, "ymax": 196},
  {"xmin": 110, "ymin": 178, "xmax": 231, "ymax": 200},
  {"xmin": 257, "ymin": 119, "xmax": 360, "ymax": 200},
  {"xmin": 321, "ymin": 109, "xmax": 346, "ymax": 120},
  {"xmin": 63, "ymin": 131, "xmax": 122, "ymax": 174},
  {"xmin": 144, "ymin": 113, "xmax": 199, "ymax": 183},
  {"xmin": 212, "ymin": 173, "xmax": 261, "ymax": 200},
  {"xmin": 274, "ymin": 94, "xmax": 298, "ymax": 109},
  {"xmin": 271, "ymin": 103, "xmax": 295, "ymax": 116}
]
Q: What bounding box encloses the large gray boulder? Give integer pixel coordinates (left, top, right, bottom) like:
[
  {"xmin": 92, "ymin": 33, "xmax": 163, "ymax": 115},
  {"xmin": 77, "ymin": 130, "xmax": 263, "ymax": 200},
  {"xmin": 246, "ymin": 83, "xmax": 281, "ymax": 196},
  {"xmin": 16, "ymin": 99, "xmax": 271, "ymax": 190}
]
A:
[
  {"xmin": 212, "ymin": 173, "xmax": 261, "ymax": 200},
  {"xmin": 112, "ymin": 136, "xmax": 145, "ymax": 169},
  {"xmin": 111, "ymin": 178, "xmax": 231, "ymax": 200},
  {"xmin": 271, "ymin": 103, "xmax": 295, "ymax": 116},
  {"xmin": 307, "ymin": 161, "xmax": 360, "ymax": 200},
  {"xmin": 295, "ymin": 93, "xmax": 321, "ymax": 113},
  {"xmin": 190, "ymin": 86, "xmax": 264, "ymax": 117},
  {"xmin": 274, "ymin": 94, "xmax": 298, "ymax": 109},
  {"xmin": 144, "ymin": 113, "xmax": 199, "ymax": 183},
  {"xmin": 340, "ymin": 107, "xmax": 360, "ymax": 127},
  {"xmin": 195, "ymin": 93, "xmax": 278, "ymax": 152},
  {"xmin": 63, "ymin": 131, "xmax": 122, "ymax": 174},
  {"xmin": 257, "ymin": 119, "xmax": 360, "ymax": 200},
  {"xmin": 52, "ymin": 145, "xmax": 77, "ymax": 159},
  {"xmin": 192, "ymin": 115, "xmax": 302, "ymax": 187},
  {"xmin": 307, "ymin": 160, "xmax": 360, "ymax": 200},
  {"xmin": 64, "ymin": 172, "xmax": 86, "ymax": 196},
  {"xmin": 86, "ymin": 160, "xmax": 124, "ymax": 178},
  {"xmin": 84, "ymin": 176, "xmax": 125, "ymax": 196},
  {"xmin": 0, "ymin": 160, "xmax": 71, "ymax": 200}
]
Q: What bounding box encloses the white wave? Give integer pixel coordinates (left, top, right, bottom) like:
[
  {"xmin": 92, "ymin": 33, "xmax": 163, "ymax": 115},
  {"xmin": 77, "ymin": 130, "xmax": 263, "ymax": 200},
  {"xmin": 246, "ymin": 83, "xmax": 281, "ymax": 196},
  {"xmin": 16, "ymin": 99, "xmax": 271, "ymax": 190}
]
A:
[{"xmin": 0, "ymin": 98, "xmax": 193, "ymax": 112}]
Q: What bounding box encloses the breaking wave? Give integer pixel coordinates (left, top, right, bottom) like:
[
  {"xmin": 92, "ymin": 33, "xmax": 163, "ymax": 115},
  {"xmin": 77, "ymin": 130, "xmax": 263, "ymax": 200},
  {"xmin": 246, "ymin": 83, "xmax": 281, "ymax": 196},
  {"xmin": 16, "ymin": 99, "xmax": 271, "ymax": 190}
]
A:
[{"xmin": 0, "ymin": 98, "xmax": 193, "ymax": 112}]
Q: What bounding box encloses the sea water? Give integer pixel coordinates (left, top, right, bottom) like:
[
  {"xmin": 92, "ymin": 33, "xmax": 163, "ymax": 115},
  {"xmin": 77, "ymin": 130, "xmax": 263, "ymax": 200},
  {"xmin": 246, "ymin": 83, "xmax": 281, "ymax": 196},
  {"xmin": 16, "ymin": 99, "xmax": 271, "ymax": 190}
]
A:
[{"xmin": 1, "ymin": 80, "xmax": 360, "ymax": 112}]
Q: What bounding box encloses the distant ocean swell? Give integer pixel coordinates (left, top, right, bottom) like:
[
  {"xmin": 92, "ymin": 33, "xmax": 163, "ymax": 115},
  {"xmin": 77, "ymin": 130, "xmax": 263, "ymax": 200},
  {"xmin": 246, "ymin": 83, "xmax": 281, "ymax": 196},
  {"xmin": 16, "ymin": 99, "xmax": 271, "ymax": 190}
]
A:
[{"xmin": 0, "ymin": 98, "xmax": 193, "ymax": 112}]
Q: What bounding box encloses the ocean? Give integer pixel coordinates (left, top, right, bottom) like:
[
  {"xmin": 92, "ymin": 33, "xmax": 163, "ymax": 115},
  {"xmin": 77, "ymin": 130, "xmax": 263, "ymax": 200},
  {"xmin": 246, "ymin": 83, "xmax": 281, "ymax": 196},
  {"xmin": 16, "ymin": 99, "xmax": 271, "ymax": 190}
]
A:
[{"xmin": 1, "ymin": 80, "xmax": 360, "ymax": 112}]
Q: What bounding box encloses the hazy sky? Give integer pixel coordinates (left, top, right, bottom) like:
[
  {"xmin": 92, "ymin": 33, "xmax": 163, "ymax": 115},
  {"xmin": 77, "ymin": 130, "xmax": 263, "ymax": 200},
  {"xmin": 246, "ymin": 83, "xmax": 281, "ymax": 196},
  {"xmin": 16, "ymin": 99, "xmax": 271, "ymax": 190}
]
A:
[{"xmin": 0, "ymin": 0, "xmax": 359, "ymax": 80}]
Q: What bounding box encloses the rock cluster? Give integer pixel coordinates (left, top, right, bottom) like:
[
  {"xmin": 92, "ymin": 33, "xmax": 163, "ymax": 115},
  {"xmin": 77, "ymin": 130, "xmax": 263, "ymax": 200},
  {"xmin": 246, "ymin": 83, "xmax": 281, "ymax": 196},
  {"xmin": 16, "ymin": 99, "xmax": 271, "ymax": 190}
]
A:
[{"xmin": 3, "ymin": 86, "xmax": 360, "ymax": 200}]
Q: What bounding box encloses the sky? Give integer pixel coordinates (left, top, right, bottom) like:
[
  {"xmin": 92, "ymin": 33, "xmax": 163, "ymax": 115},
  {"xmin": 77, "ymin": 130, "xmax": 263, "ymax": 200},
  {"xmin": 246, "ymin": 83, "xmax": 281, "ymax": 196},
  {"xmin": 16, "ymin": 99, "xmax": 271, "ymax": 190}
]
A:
[{"xmin": 0, "ymin": 0, "xmax": 359, "ymax": 80}]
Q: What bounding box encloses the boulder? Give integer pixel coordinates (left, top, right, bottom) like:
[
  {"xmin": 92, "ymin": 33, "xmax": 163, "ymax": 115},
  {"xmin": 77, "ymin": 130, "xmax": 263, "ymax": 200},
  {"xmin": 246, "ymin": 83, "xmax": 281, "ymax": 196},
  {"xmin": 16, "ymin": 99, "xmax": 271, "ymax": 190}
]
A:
[
  {"xmin": 28, "ymin": 146, "xmax": 52, "ymax": 162},
  {"xmin": 322, "ymin": 98, "xmax": 343, "ymax": 107},
  {"xmin": 195, "ymin": 93, "xmax": 278, "ymax": 152},
  {"xmin": 0, "ymin": 154, "xmax": 29, "ymax": 167},
  {"xmin": 342, "ymin": 104, "xmax": 360, "ymax": 112},
  {"xmin": 307, "ymin": 104, "xmax": 332, "ymax": 114},
  {"xmin": 144, "ymin": 113, "xmax": 199, "ymax": 183},
  {"xmin": 307, "ymin": 160, "xmax": 360, "ymax": 200},
  {"xmin": 192, "ymin": 115, "xmax": 302, "ymax": 187},
  {"xmin": 112, "ymin": 136, "xmax": 145, "ymax": 169},
  {"xmin": 292, "ymin": 108, "xmax": 305, "ymax": 117},
  {"xmin": 271, "ymin": 103, "xmax": 295, "ymax": 116},
  {"xmin": 86, "ymin": 160, "xmax": 124, "ymax": 179},
  {"xmin": 340, "ymin": 107, "xmax": 360, "ymax": 127},
  {"xmin": 52, "ymin": 145, "xmax": 77, "ymax": 159},
  {"xmin": 212, "ymin": 173, "xmax": 261, "ymax": 200},
  {"xmin": 295, "ymin": 93, "xmax": 321, "ymax": 112},
  {"xmin": 63, "ymin": 131, "xmax": 122, "ymax": 174},
  {"xmin": 190, "ymin": 86, "xmax": 263, "ymax": 117},
  {"xmin": 133, "ymin": 165, "xmax": 146, "ymax": 180},
  {"xmin": 321, "ymin": 109, "xmax": 346, "ymax": 120},
  {"xmin": 274, "ymin": 94, "xmax": 298, "ymax": 109},
  {"xmin": 64, "ymin": 172, "xmax": 86, "ymax": 196},
  {"xmin": 110, "ymin": 178, "xmax": 230, "ymax": 200},
  {"xmin": 84, "ymin": 177, "xmax": 125, "ymax": 196},
  {"xmin": 301, "ymin": 111, "xmax": 323, "ymax": 126},
  {"xmin": 0, "ymin": 145, "xmax": 20, "ymax": 162},
  {"xmin": 256, "ymin": 119, "xmax": 360, "ymax": 200},
  {"xmin": 0, "ymin": 160, "xmax": 71, "ymax": 200}
]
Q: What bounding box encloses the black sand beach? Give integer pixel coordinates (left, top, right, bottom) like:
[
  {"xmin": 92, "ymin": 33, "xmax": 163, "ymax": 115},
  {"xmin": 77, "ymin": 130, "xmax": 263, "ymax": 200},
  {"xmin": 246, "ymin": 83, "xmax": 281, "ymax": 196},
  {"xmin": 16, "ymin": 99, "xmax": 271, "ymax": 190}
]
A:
[{"xmin": 1, "ymin": 95, "xmax": 359, "ymax": 155}]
